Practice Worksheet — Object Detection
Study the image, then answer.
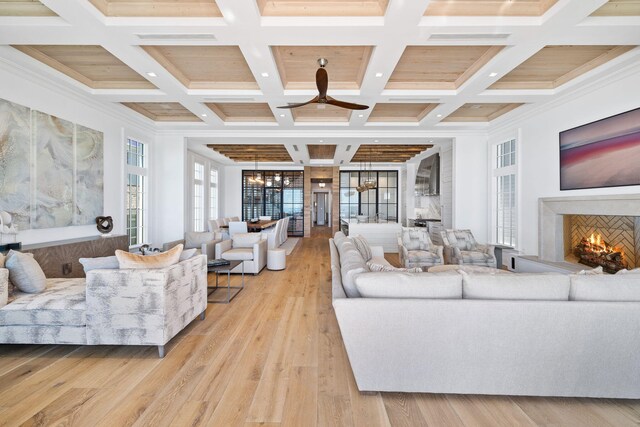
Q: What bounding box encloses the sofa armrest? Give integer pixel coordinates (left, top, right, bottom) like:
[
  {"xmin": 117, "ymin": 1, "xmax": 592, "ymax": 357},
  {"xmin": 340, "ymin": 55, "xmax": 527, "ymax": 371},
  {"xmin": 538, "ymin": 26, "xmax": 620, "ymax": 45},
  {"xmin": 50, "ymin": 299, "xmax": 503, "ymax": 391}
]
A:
[
  {"xmin": 215, "ymin": 239, "xmax": 232, "ymax": 259},
  {"xmin": 163, "ymin": 239, "xmax": 185, "ymax": 252},
  {"xmin": 371, "ymin": 245, "xmax": 385, "ymax": 258},
  {"xmin": 85, "ymin": 255, "xmax": 207, "ymax": 347},
  {"xmin": 433, "ymin": 245, "xmax": 445, "ymax": 264},
  {"xmin": 0, "ymin": 268, "xmax": 8, "ymax": 308},
  {"xmin": 254, "ymin": 239, "xmax": 268, "ymax": 270},
  {"xmin": 476, "ymin": 243, "xmax": 496, "ymax": 256}
]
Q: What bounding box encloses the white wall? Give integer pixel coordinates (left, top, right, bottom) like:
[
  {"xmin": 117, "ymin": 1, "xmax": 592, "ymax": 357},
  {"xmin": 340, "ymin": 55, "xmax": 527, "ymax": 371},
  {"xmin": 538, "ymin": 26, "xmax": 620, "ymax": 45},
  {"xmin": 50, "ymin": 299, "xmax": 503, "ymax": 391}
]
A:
[
  {"xmin": 490, "ymin": 69, "xmax": 640, "ymax": 255},
  {"xmin": 0, "ymin": 61, "xmax": 154, "ymax": 246},
  {"xmin": 452, "ymin": 134, "xmax": 490, "ymax": 243}
]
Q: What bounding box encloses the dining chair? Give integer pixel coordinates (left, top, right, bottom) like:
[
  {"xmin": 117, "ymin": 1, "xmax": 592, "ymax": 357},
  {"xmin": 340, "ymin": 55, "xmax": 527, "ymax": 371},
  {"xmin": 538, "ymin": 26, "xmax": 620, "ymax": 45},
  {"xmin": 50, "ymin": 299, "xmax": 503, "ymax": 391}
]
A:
[
  {"xmin": 259, "ymin": 216, "xmax": 272, "ymax": 221},
  {"xmin": 229, "ymin": 221, "xmax": 248, "ymax": 238}
]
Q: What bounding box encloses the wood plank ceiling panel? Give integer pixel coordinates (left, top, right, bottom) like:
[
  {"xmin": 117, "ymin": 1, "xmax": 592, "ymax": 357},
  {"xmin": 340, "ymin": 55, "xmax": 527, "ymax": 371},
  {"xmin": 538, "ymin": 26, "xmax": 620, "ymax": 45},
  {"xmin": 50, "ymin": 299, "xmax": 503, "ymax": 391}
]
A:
[
  {"xmin": 386, "ymin": 45, "xmax": 503, "ymax": 90},
  {"xmin": 424, "ymin": 0, "xmax": 559, "ymax": 16},
  {"xmin": 11, "ymin": 45, "xmax": 155, "ymax": 89},
  {"xmin": 367, "ymin": 103, "xmax": 438, "ymax": 122},
  {"xmin": 206, "ymin": 103, "xmax": 276, "ymax": 122},
  {"xmin": 0, "ymin": 0, "xmax": 56, "ymax": 16},
  {"xmin": 291, "ymin": 103, "xmax": 352, "ymax": 122},
  {"xmin": 142, "ymin": 45, "xmax": 258, "ymax": 90},
  {"xmin": 442, "ymin": 103, "xmax": 524, "ymax": 122},
  {"xmin": 122, "ymin": 102, "xmax": 202, "ymax": 121},
  {"xmin": 307, "ymin": 145, "xmax": 337, "ymax": 159},
  {"xmin": 591, "ymin": 0, "xmax": 640, "ymax": 16},
  {"xmin": 256, "ymin": 0, "xmax": 388, "ymax": 16},
  {"xmin": 352, "ymin": 145, "xmax": 432, "ymax": 163},
  {"xmin": 208, "ymin": 144, "xmax": 292, "ymax": 162},
  {"xmin": 490, "ymin": 45, "xmax": 635, "ymax": 89},
  {"xmin": 272, "ymin": 45, "xmax": 373, "ymax": 90},
  {"xmin": 89, "ymin": 0, "xmax": 222, "ymax": 17}
]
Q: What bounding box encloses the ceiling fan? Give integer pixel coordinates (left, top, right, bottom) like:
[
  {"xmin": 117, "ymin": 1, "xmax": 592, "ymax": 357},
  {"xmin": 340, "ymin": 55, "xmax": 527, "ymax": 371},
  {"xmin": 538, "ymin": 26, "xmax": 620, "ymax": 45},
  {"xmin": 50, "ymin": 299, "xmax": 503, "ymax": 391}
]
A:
[{"xmin": 277, "ymin": 58, "xmax": 369, "ymax": 111}]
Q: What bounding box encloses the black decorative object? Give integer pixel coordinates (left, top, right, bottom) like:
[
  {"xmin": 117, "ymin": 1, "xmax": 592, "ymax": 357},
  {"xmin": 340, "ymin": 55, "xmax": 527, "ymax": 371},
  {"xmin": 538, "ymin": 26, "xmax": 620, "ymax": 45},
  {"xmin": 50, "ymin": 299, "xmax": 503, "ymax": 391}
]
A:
[{"xmin": 96, "ymin": 216, "xmax": 114, "ymax": 234}]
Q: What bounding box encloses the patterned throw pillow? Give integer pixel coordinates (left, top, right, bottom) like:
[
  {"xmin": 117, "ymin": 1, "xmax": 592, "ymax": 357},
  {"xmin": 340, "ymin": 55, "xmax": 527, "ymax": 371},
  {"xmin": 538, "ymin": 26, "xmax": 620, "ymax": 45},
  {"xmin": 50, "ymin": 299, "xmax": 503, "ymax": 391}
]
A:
[
  {"xmin": 351, "ymin": 235, "xmax": 372, "ymax": 261},
  {"xmin": 5, "ymin": 250, "xmax": 46, "ymax": 294},
  {"xmin": 116, "ymin": 244, "xmax": 183, "ymax": 269},
  {"xmin": 367, "ymin": 262, "xmax": 422, "ymax": 273}
]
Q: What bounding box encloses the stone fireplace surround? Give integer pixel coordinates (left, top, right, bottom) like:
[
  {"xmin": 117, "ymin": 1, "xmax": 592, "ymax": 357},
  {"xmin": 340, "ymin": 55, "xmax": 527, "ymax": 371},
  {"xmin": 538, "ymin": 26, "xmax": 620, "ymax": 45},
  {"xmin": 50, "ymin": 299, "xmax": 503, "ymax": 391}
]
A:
[{"xmin": 539, "ymin": 195, "xmax": 640, "ymax": 269}]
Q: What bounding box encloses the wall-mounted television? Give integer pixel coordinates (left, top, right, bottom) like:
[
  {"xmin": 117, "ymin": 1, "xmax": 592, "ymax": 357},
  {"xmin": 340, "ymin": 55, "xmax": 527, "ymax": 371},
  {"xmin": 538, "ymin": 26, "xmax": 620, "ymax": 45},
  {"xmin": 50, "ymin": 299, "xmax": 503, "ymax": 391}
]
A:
[{"xmin": 560, "ymin": 107, "xmax": 640, "ymax": 191}]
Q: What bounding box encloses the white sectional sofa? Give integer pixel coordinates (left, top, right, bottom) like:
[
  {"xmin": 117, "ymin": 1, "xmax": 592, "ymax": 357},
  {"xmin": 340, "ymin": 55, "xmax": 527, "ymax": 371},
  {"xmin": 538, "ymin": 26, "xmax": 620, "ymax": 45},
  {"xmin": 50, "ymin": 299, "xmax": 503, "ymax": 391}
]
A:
[
  {"xmin": 0, "ymin": 255, "xmax": 208, "ymax": 357},
  {"xmin": 329, "ymin": 232, "xmax": 640, "ymax": 398}
]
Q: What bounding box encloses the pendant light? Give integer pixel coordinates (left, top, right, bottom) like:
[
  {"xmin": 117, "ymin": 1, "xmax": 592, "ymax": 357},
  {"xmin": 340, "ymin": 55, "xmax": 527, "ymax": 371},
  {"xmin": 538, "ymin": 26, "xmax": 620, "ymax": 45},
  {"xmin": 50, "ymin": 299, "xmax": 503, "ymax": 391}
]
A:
[
  {"xmin": 356, "ymin": 159, "xmax": 366, "ymax": 193},
  {"xmin": 364, "ymin": 146, "xmax": 377, "ymax": 190},
  {"xmin": 250, "ymin": 155, "xmax": 264, "ymax": 185}
]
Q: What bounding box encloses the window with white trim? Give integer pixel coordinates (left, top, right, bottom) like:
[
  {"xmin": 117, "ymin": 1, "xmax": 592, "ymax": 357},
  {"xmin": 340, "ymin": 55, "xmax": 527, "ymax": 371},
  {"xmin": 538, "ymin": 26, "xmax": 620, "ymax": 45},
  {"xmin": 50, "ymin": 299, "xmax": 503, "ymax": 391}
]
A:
[
  {"xmin": 492, "ymin": 139, "xmax": 517, "ymax": 247},
  {"xmin": 188, "ymin": 152, "xmax": 220, "ymax": 232},
  {"xmin": 125, "ymin": 138, "xmax": 148, "ymax": 247}
]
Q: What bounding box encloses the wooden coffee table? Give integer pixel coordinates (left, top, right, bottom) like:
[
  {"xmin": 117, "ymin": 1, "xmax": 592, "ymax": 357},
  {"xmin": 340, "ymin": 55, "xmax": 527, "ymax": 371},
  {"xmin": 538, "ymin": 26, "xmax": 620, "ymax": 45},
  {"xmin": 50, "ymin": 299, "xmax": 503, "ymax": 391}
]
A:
[{"xmin": 207, "ymin": 260, "xmax": 244, "ymax": 304}]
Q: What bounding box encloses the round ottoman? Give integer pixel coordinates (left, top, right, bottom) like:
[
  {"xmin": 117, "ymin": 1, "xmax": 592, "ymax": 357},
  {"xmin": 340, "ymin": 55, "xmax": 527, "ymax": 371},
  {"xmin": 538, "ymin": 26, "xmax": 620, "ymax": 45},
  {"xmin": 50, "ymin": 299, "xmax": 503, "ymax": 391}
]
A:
[{"xmin": 267, "ymin": 248, "xmax": 286, "ymax": 271}]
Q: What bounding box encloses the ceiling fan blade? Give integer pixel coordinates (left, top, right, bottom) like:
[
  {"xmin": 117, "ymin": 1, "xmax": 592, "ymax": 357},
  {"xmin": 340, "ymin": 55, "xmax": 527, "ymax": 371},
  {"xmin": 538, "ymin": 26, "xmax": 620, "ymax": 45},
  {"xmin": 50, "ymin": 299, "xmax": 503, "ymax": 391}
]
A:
[
  {"xmin": 277, "ymin": 96, "xmax": 319, "ymax": 109},
  {"xmin": 316, "ymin": 67, "xmax": 328, "ymax": 99},
  {"xmin": 326, "ymin": 97, "xmax": 369, "ymax": 110}
]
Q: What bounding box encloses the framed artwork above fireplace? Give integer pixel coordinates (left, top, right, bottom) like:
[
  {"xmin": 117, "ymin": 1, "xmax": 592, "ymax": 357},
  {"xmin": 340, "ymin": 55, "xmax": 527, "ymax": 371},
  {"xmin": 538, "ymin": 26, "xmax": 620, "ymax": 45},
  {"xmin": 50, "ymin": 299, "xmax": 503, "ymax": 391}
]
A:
[{"xmin": 559, "ymin": 107, "xmax": 640, "ymax": 191}]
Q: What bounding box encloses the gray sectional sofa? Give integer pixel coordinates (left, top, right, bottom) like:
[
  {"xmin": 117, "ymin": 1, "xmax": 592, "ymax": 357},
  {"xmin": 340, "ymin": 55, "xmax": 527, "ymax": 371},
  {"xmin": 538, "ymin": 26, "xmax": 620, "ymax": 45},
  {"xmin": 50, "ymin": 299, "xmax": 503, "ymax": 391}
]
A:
[
  {"xmin": 0, "ymin": 255, "xmax": 207, "ymax": 357},
  {"xmin": 329, "ymin": 232, "xmax": 640, "ymax": 398}
]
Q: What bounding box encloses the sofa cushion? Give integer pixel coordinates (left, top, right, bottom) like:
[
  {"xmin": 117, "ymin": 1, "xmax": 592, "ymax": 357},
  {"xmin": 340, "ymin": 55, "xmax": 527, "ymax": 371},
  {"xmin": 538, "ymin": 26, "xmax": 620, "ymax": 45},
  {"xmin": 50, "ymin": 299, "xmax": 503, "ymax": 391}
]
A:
[
  {"xmin": 185, "ymin": 231, "xmax": 215, "ymax": 249},
  {"xmin": 339, "ymin": 241, "xmax": 369, "ymax": 298},
  {"xmin": 569, "ymin": 274, "xmax": 640, "ymax": 301},
  {"xmin": 0, "ymin": 268, "xmax": 7, "ymax": 308},
  {"xmin": 367, "ymin": 262, "xmax": 422, "ymax": 273},
  {"xmin": 116, "ymin": 244, "xmax": 183, "ymax": 269},
  {"xmin": 356, "ymin": 272, "xmax": 462, "ymax": 299},
  {"xmin": 0, "ymin": 278, "xmax": 86, "ymax": 326},
  {"xmin": 616, "ymin": 268, "xmax": 640, "ymax": 275},
  {"xmin": 459, "ymin": 250, "xmax": 493, "ymax": 264},
  {"xmin": 79, "ymin": 255, "xmax": 119, "ymax": 273},
  {"xmin": 232, "ymin": 233, "xmax": 262, "ymax": 248},
  {"xmin": 221, "ymin": 248, "xmax": 254, "ymax": 261},
  {"xmin": 462, "ymin": 272, "xmax": 570, "ymax": 300},
  {"xmin": 351, "ymin": 235, "xmax": 372, "ymax": 261},
  {"xmin": 5, "ymin": 250, "xmax": 46, "ymax": 294},
  {"xmin": 428, "ymin": 265, "xmax": 510, "ymax": 274},
  {"xmin": 407, "ymin": 250, "xmax": 441, "ymax": 264}
]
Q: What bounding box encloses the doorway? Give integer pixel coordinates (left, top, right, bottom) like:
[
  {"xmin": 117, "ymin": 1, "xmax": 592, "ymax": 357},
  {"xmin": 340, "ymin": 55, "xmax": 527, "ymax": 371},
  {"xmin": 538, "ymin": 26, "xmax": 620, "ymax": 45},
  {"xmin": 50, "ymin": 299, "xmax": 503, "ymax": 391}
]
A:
[{"xmin": 314, "ymin": 192, "xmax": 329, "ymax": 227}]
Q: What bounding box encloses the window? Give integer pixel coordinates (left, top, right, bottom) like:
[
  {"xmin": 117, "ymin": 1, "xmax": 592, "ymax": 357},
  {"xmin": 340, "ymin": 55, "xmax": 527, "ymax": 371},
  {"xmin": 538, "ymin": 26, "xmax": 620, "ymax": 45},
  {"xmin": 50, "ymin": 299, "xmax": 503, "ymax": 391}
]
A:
[
  {"xmin": 492, "ymin": 139, "xmax": 517, "ymax": 247},
  {"xmin": 193, "ymin": 161, "xmax": 205, "ymax": 232},
  {"xmin": 339, "ymin": 171, "xmax": 398, "ymax": 222},
  {"xmin": 188, "ymin": 153, "xmax": 220, "ymax": 232},
  {"xmin": 241, "ymin": 170, "xmax": 304, "ymax": 237},
  {"xmin": 125, "ymin": 139, "xmax": 148, "ymax": 247}
]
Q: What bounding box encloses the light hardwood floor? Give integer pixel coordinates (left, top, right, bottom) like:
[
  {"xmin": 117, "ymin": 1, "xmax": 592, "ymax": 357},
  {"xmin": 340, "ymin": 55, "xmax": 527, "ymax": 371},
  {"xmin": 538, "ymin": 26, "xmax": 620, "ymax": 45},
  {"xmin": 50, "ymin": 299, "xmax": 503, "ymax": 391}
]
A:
[{"xmin": 1, "ymin": 227, "xmax": 639, "ymax": 426}]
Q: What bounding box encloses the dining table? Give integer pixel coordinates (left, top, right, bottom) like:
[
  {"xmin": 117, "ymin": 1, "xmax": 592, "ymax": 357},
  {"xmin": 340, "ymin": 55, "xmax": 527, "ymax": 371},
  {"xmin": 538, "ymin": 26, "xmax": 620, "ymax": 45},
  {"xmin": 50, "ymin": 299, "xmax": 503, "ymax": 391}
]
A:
[{"xmin": 220, "ymin": 219, "xmax": 279, "ymax": 232}]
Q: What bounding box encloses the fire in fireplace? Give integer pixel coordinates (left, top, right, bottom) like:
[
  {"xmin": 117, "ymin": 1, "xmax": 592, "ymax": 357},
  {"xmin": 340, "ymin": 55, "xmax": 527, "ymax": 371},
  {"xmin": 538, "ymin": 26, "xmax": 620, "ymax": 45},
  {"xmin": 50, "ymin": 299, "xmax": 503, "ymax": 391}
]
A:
[{"xmin": 574, "ymin": 232, "xmax": 628, "ymax": 274}]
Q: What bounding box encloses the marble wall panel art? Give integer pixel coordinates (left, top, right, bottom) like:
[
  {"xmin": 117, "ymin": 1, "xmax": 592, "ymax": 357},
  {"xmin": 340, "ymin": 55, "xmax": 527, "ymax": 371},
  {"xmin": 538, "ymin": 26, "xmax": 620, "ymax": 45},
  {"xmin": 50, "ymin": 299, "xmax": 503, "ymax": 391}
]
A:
[
  {"xmin": 74, "ymin": 124, "xmax": 104, "ymax": 225},
  {"xmin": 0, "ymin": 99, "xmax": 31, "ymax": 230},
  {"xmin": 33, "ymin": 110, "xmax": 74, "ymax": 229}
]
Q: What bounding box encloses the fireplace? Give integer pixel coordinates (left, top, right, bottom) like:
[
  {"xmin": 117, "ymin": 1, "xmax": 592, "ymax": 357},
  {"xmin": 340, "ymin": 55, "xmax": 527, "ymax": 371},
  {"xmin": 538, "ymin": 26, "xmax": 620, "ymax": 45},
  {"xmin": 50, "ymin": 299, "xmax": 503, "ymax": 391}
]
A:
[
  {"xmin": 539, "ymin": 195, "xmax": 640, "ymax": 274},
  {"xmin": 564, "ymin": 215, "xmax": 638, "ymax": 273}
]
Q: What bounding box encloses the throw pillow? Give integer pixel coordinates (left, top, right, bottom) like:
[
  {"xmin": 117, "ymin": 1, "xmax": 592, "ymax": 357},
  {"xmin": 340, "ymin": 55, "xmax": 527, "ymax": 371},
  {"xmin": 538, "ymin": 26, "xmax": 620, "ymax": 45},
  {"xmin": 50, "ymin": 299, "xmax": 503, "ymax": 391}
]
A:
[
  {"xmin": 367, "ymin": 262, "xmax": 422, "ymax": 273},
  {"xmin": 0, "ymin": 268, "xmax": 8, "ymax": 308},
  {"xmin": 5, "ymin": 250, "xmax": 47, "ymax": 294},
  {"xmin": 616, "ymin": 268, "xmax": 640, "ymax": 275},
  {"xmin": 116, "ymin": 244, "xmax": 183, "ymax": 269},
  {"xmin": 576, "ymin": 266, "xmax": 604, "ymax": 275},
  {"xmin": 179, "ymin": 248, "xmax": 199, "ymax": 261},
  {"xmin": 569, "ymin": 274, "xmax": 640, "ymax": 301},
  {"xmin": 185, "ymin": 231, "xmax": 216, "ymax": 249},
  {"xmin": 79, "ymin": 255, "xmax": 119, "ymax": 273},
  {"xmin": 351, "ymin": 235, "xmax": 372, "ymax": 261}
]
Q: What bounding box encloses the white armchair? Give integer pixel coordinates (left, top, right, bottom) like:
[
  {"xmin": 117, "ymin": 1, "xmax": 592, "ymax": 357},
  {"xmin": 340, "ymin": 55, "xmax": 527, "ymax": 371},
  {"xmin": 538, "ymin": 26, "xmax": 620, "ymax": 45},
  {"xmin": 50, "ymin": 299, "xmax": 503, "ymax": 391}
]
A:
[
  {"xmin": 280, "ymin": 216, "xmax": 290, "ymax": 244},
  {"xmin": 163, "ymin": 231, "xmax": 222, "ymax": 261},
  {"xmin": 215, "ymin": 233, "xmax": 267, "ymax": 275},
  {"xmin": 440, "ymin": 229, "xmax": 496, "ymax": 268},
  {"xmin": 397, "ymin": 227, "xmax": 444, "ymax": 269}
]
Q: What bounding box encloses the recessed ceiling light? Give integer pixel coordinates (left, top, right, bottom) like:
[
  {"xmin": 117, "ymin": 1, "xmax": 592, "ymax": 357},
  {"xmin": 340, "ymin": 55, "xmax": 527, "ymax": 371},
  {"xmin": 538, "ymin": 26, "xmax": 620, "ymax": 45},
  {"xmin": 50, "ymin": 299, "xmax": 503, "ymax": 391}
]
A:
[
  {"xmin": 358, "ymin": 114, "xmax": 364, "ymax": 118},
  {"xmin": 374, "ymin": 140, "xmax": 379, "ymax": 143},
  {"xmin": 319, "ymin": 140, "xmax": 323, "ymax": 143},
  {"xmin": 429, "ymin": 140, "xmax": 434, "ymax": 143},
  {"xmin": 375, "ymin": 72, "xmax": 383, "ymax": 78},
  {"xmin": 261, "ymin": 72, "xmax": 269, "ymax": 77},
  {"xmin": 489, "ymin": 72, "xmax": 498, "ymax": 77},
  {"xmin": 146, "ymin": 72, "xmax": 157, "ymax": 77},
  {"xmin": 437, "ymin": 114, "xmax": 443, "ymax": 118},
  {"xmin": 201, "ymin": 113, "xmax": 207, "ymax": 117},
  {"xmin": 279, "ymin": 114, "xmax": 285, "ymax": 117}
]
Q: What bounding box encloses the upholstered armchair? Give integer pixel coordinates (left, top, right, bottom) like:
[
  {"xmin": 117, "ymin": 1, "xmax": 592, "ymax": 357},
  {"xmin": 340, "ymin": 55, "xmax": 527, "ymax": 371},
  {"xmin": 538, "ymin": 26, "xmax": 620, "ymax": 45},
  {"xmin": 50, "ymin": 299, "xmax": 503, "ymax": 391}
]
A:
[
  {"xmin": 397, "ymin": 227, "xmax": 444, "ymax": 269},
  {"xmin": 163, "ymin": 231, "xmax": 222, "ymax": 261},
  {"xmin": 215, "ymin": 233, "xmax": 267, "ymax": 275},
  {"xmin": 440, "ymin": 229, "xmax": 497, "ymax": 268}
]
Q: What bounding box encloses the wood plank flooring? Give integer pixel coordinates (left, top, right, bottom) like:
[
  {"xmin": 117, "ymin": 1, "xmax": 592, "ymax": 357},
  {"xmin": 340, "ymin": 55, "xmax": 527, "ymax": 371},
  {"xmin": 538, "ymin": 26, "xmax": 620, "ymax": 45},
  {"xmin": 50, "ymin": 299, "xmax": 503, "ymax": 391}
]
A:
[{"xmin": 1, "ymin": 226, "xmax": 639, "ymax": 426}]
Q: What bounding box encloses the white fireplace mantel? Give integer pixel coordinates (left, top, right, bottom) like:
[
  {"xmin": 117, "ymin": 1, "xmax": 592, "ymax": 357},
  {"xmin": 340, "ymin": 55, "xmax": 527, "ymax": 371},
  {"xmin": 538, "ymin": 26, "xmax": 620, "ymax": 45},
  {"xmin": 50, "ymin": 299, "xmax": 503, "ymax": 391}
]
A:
[{"xmin": 539, "ymin": 194, "xmax": 640, "ymax": 262}]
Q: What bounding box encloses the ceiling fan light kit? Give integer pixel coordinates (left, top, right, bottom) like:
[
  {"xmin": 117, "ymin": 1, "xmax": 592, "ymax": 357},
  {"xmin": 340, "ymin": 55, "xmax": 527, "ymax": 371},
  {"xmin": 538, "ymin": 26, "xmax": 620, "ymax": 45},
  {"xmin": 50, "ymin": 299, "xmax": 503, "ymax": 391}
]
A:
[{"xmin": 277, "ymin": 58, "xmax": 370, "ymax": 111}]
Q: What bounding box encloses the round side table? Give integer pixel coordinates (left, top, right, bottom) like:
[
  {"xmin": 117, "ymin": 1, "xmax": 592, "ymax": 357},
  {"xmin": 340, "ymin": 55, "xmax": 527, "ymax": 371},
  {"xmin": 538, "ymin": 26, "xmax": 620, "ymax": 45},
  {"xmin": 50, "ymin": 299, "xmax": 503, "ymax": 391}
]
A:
[{"xmin": 268, "ymin": 248, "xmax": 286, "ymax": 271}]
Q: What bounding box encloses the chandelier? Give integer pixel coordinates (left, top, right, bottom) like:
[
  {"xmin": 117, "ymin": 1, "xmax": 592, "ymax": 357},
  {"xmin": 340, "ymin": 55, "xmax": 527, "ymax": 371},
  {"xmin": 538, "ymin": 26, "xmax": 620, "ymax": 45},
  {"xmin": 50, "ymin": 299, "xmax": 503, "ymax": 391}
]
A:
[
  {"xmin": 356, "ymin": 146, "xmax": 376, "ymax": 192},
  {"xmin": 247, "ymin": 155, "xmax": 264, "ymax": 185}
]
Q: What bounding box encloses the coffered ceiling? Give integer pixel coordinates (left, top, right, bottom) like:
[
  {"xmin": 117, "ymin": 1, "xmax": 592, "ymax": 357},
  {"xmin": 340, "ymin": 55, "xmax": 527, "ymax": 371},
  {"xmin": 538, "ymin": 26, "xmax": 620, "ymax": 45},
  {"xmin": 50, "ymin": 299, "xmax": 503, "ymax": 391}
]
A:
[
  {"xmin": 352, "ymin": 145, "xmax": 432, "ymax": 163},
  {"xmin": 0, "ymin": 0, "xmax": 639, "ymax": 166},
  {"xmin": 208, "ymin": 144, "xmax": 292, "ymax": 162}
]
